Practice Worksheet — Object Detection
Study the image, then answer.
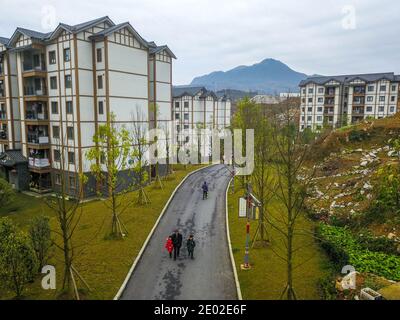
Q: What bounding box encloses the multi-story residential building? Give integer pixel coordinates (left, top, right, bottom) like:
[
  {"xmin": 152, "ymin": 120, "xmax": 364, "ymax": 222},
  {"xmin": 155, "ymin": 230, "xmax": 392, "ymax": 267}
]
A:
[
  {"xmin": 299, "ymin": 73, "xmax": 400, "ymax": 131},
  {"xmin": 0, "ymin": 16, "xmax": 176, "ymax": 197},
  {"xmin": 172, "ymin": 86, "xmax": 231, "ymax": 157}
]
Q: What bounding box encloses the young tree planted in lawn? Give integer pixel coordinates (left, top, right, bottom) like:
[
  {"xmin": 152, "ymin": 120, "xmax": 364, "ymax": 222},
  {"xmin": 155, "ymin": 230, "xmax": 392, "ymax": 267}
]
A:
[
  {"xmin": 268, "ymin": 98, "xmax": 316, "ymax": 300},
  {"xmin": 87, "ymin": 112, "xmax": 133, "ymax": 238},
  {"xmin": 45, "ymin": 135, "xmax": 90, "ymax": 299},
  {"xmin": 29, "ymin": 215, "xmax": 52, "ymax": 271},
  {"xmin": 131, "ymin": 109, "xmax": 150, "ymax": 205}
]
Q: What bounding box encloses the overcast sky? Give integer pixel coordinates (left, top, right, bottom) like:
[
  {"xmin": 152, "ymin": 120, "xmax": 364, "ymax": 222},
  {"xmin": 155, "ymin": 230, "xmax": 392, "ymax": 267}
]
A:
[{"xmin": 0, "ymin": 0, "xmax": 399, "ymax": 84}]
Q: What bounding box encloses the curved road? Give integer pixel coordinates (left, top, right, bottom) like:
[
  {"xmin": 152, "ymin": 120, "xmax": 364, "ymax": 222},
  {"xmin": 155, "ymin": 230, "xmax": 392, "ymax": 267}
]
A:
[{"xmin": 120, "ymin": 164, "xmax": 237, "ymax": 300}]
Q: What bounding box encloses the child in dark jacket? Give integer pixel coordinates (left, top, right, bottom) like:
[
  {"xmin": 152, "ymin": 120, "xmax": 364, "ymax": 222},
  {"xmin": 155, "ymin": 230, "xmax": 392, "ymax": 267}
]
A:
[
  {"xmin": 165, "ymin": 236, "xmax": 174, "ymax": 259},
  {"xmin": 186, "ymin": 235, "xmax": 196, "ymax": 259}
]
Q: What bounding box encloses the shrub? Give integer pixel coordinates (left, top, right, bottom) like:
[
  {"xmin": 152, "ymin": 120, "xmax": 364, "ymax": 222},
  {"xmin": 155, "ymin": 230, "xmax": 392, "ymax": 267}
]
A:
[
  {"xmin": 0, "ymin": 218, "xmax": 38, "ymax": 298},
  {"xmin": 317, "ymin": 223, "xmax": 400, "ymax": 281},
  {"xmin": 29, "ymin": 216, "xmax": 52, "ymax": 271},
  {"xmin": 348, "ymin": 130, "xmax": 368, "ymax": 142},
  {"xmin": 0, "ymin": 178, "xmax": 15, "ymax": 207}
]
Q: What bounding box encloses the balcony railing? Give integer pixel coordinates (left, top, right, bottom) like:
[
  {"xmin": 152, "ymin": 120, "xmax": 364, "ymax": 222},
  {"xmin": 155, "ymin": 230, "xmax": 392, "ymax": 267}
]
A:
[
  {"xmin": 24, "ymin": 87, "xmax": 47, "ymax": 96},
  {"xmin": 0, "ymin": 111, "xmax": 6, "ymax": 120},
  {"xmin": 26, "ymin": 110, "xmax": 48, "ymax": 121},
  {"xmin": 29, "ymin": 157, "xmax": 50, "ymax": 168},
  {"xmin": 27, "ymin": 134, "xmax": 49, "ymax": 145}
]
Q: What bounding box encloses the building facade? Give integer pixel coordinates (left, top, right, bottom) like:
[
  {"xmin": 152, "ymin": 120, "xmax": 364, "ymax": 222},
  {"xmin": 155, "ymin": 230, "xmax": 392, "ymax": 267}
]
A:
[
  {"xmin": 0, "ymin": 17, "xmax": 175, "ymax": 196},
  {"xmin": 299, "ymin": 73, "xmax": 400, "ymax": 131},
  {"xmin": 172, "ymin": 86, "xmax": 231, "ymax": 158}
]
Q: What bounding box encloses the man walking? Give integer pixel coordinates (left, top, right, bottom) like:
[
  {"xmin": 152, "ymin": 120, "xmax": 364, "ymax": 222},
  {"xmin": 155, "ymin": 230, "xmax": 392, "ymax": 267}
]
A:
[
  {"xmin": 171, "ymin": 229, "xmax": 183, "ymax": 261},
  {"xmin": 202, "ymin": 181, "xmax": 208, "ymax": 200},
  {"xmin": 186, "ymin": 234, "xmax": 196, "ymax": 259}
]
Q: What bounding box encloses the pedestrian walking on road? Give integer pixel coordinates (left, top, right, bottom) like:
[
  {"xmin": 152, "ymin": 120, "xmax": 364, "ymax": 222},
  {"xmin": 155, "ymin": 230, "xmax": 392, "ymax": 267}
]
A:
[
  {"xmin": 171, "ymin": 229, "xmax": 183, "ymax": 260},
  {"xmin": 202, "ymin": 181, "xmax": 208, "ymax": 200},
  {"xmin": 186, "ymin": 234, "xmax": 196, "ymax": 259},
  {"xmin": 165, "ymin": 236, "xmax": 174, "ymax": 259}
]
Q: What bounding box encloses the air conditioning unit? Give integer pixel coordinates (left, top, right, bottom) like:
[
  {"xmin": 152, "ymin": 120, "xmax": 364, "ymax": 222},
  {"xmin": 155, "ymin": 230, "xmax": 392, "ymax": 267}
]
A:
[{"xmin": 360, "ymin": 288, "xmax": 384, "ymax": 300}]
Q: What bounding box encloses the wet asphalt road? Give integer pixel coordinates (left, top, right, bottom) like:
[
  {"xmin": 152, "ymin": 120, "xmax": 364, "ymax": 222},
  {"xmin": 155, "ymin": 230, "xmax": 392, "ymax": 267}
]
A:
[{"xmin": 120, "ymin": 164, "xmax": 237, "ymax": 300}]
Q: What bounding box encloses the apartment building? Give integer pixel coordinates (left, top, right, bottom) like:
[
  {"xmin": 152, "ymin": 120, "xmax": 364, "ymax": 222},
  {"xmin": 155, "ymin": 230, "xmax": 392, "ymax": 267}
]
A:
[
  {"xmin": 299, "ymin": 73, "xmax": 400, "ymax": 131},
  {"xmin": 172, "ymin": 86, "xmax": 231, "ymax": 157},
  {"xmin": 0, "ymin": 16, "xmax": 175, "ymax": 197}
]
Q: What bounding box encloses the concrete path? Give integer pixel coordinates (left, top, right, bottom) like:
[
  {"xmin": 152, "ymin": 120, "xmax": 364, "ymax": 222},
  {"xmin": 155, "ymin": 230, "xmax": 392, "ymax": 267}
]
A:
[{"xmin": 120, "ymin": 164, "xmax": 237, "ymax": 300}]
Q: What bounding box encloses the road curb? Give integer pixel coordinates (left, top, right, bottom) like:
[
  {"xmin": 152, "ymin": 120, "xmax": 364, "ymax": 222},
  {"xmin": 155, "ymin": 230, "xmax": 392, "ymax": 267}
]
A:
[
  {"xmin": 114, "ymin": 164, "xmax": 214, "ymax": 300},
  {"xmin": 226, "ymin": 176, "xmax": 243, "ymax": 300}
]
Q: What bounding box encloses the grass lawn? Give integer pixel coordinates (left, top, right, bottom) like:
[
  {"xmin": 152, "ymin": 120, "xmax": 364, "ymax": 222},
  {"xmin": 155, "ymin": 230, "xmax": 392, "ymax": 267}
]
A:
[
  {"xmin": 0, "ymin": 164, "xmax": 203, "ymax": 300},
  {"xmin": 227, "ymin": 178, "xmax": 331, "ymax": 300}
]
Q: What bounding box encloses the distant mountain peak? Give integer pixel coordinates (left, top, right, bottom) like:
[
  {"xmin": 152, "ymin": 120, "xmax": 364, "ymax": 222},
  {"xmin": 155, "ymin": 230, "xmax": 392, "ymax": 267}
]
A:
[{"xmin": 190, "ymin": 58, "xmax": 308, "ymax": 94}]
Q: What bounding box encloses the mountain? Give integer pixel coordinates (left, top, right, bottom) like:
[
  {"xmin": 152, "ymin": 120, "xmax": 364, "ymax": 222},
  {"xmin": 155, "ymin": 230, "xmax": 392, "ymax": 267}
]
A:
[{"xmin": 190, "ymin": 58, "xmax": 308, "ymax": 94}]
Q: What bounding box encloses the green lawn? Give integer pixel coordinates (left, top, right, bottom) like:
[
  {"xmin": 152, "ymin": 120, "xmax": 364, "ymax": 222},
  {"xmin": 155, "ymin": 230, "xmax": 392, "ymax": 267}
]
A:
[
  {"xmin": 227, "ymin": 178, "xmax": 331, "ymax": 300},
  {"xmin": 0, "ymin": 165, "xmax": 203, "ymax": 300}
]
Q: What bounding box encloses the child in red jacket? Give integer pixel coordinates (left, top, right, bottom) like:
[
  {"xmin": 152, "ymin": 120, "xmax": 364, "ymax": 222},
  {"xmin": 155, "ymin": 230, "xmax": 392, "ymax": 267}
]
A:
[{"xmin": 165, "ymin": 236, "xmax": 174, "ymax": 259}]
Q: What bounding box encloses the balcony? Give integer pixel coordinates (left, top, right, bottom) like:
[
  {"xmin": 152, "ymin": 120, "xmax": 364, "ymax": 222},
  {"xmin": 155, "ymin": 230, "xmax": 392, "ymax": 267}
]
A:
[
  {"xmin": 325, "ymin": 87, "xmax": 336, "ymax": 97},
  {"xmin": 0, "ymin": 79, "xmax": 5, "ymax": 100},
  {"xmin": 324, "ymin": 108, "xmax": 335, "ymax": 115},
  {"xmin": 0, "ymin": 124, "xmax": 7, "ymax": 140},
  {"xmin": 353, "ymin": 97, "xmax": 365, "ymax": 105},
  {"xmin": 24, "ymin": 77, "xmax": 47, "ymax": 101},
  {"xmin": 27, "ymin": 125, "xmax": 50, "ymax": 148},
  {"xmin": 22, "ymin": 50, "xmax": 46, "ymax": 76},
  {"xmin": 0, "ymin": 109, "xmax": 6, "ymax": 120},
  {"xmin": 25, "ymin": 102, "xmax": 48, "ymax": 123},
  {"xmin": 324, "ymin": 98, "xmax": 335, "ymax": 106},
  {"xmin": 353, "ymin": 86, "xmax": 366, "ymax": 95}
]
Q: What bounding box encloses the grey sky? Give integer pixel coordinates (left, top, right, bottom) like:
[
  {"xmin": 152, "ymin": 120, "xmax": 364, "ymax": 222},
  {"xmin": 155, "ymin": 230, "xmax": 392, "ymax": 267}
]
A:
[{"xmin": 0, "ymin": 0, "xmax": 399, "ymax": 85}]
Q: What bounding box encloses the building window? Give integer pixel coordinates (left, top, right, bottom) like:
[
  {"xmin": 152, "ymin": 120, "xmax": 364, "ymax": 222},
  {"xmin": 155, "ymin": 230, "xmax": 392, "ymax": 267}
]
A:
[
  {"xmin": 69, "ymin": 176, "xmax": 76, "ymax": 189},
  {"xmin": 366, "ymin": 106, "xmax": 373, "ymax": 112},
  {"xmin": 317, "ymin": 116, "xmax": 323, "ymax": 121},
  {"xmin": 184, "ymin": 101, "xmax": 189, "ymax": 108},
  {"xmin": 307, "ymin": 107, "xmax": 312, "ymax": 112},
  {"xmin": 366, "ymin": 96, "xmax": 373, "ymax": 102},
  {"xmin": 52, "ymin": 126, "xmax": 60, "ymax": 139},
  {"xmin": 368, "ymin": 85, "xmax": 374, "ymax": 92},
  {"xmin": 391, "ymin": 96, "xmax": 396, "ymax": 102},
  {"xmin": 184, "ymin": 124, "xmax": 189, "ymax": 130},
  {"xmin": 175, "ymin": 113, "xmax": 180, "ymax": 120},
  {"xmin": 67, "ymin": 127, "xmax": 74, "ymax": 140},
  {"xmin": 317, "ymin": 107, "xmax": 323, "ymax": 112},
  {"xmin": 318, "ymin": 97, "xmax": 323, "ymax": 103},
  {"xmin": 308, "ymin": 88, "xmax": 313, "ymax": 94},
  {"xmin": 307, "ymin": 116, "xmax": 312, "ymax": 121},
  {"xmin": 51, "ymin": 101, "xmax": 58, "ymax": 114},
  {"xmin": 184, "ymin": 113, "xmax": 189, "ymax": 120},
  {"xmin": 54, "ymin": 150, "xmax": 61, "ymax": 162},
  {"xmin": 379, "ymin": 96, "xmax": 385, "ymax": 102},
  {"xmin": 175, "ymin": 102, "xmax": 179, "ymax": 109},
  {"xmin": 97, "ymin": 75, "xmax": 103, "ymax": 89},
  {"xmin": 379, "ymin": 106, "xmax": 385, "ymax": 112},
  {"xmin": 380, "ymin": 85, "xmax": 386, "ymax": 92},
  {"xmin": 64, "ymin": 48, "xmax": 71, "ymax": 62},
  {"xmin": 176, "ymin": 125, "xmax": 180, "ymax": 132},
  {"xmin": 66, "ymin": 101, "xmax": 73, "ymax": 114},
  {"xmin": 96, "ymin": 48, "xmax": 102, "ymax": 63},
  {"xmin": 100, "ymin": 152, "xmax": 106, "ymax": 164},
  {"xmin": 392, "ymin": 85, "xmax": 397, "ymax": 91},
  {"xmin": 318, "ymin": 88, "xmax": 324, "ymax": 94},
  {"xmin": 308, "ymin": 98, "xmax": 313, "ymax": 103},
  {"xmin": 49, "ymin": 51, "xmax": 56, "ymax": 65},
  {"xmin": 55, "ymin": 173, "xmax": 61, "ymax": 185},
  {"xmin": 65, "ymin": 75, "xmax": 72, "ymax": 89},
  {"xmin": 68, "ymin": 151, "xmax": 75, "ymax": 164},
  {"xmin": 98, "ymin": 101, "xmax": 104, "ymax": 115},
  {"xmin": 50, "ymin": 76, "xmax": 57, "ymax": 90},
  {"xmin": 390, "ymin": 106, "xmax": 395, "ymax": 113}
]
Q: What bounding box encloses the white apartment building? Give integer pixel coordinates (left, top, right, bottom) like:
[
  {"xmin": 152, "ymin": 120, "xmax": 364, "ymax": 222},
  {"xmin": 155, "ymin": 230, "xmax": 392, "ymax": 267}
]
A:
[
  {"xmin": 172, "ymin": 86, "xmax": 231, "ymax": 158},
  {"xmin": 0, "ymin": 16, "xmax": 175, "ymax": 197},
  {"xmin": 299, "ymin": 73, "xmax": 400, "ymax": 131}
]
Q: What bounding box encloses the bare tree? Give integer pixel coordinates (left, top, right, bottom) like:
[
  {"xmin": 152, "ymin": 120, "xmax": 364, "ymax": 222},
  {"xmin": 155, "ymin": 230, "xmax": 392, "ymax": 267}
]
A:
[
  {"xmin": 267, "ymin": 97, "xmax": 315, "ymax": 300},
  {"xmin": 131, "ymin": 108, "xmax": 150, "ymax": 205},
  {"xmin": 44, "ymin": 135, "xmax": 91, "ymax": 299}
]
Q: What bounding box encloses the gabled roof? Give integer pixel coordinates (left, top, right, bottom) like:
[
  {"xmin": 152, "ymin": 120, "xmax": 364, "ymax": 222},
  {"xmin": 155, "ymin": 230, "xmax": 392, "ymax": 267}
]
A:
[
  {"xmin": 149, "ymin": 45, "xmax": 177, "ymax": 59},
  {"xmin": 49, "ymin": 16, "xmax": 115, "ymax": 40},
  {"xmin": 395, "ymin": 75, "xmax": 400, "ymax": 82},
  {"xmin": 0, "ymin": 37, "xmax": 10, "ymax": 46},
  {"xmin": 8, "ymin": 27, "xmax": 51, "ymax": 46},
  {"xmin": 89, "ymin": 22, "xmax": 148, "ymax": 48},
  {"xmin": 300, "ymin": 72, "xmax": 396, "ymax": 86},
  {"xmin": 0, "ymin": 149, "xmax": 28, "ymax": 166},
  {"xmin": 173, "ymin": 86, "xmax": 206, "ymax": 98}
]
